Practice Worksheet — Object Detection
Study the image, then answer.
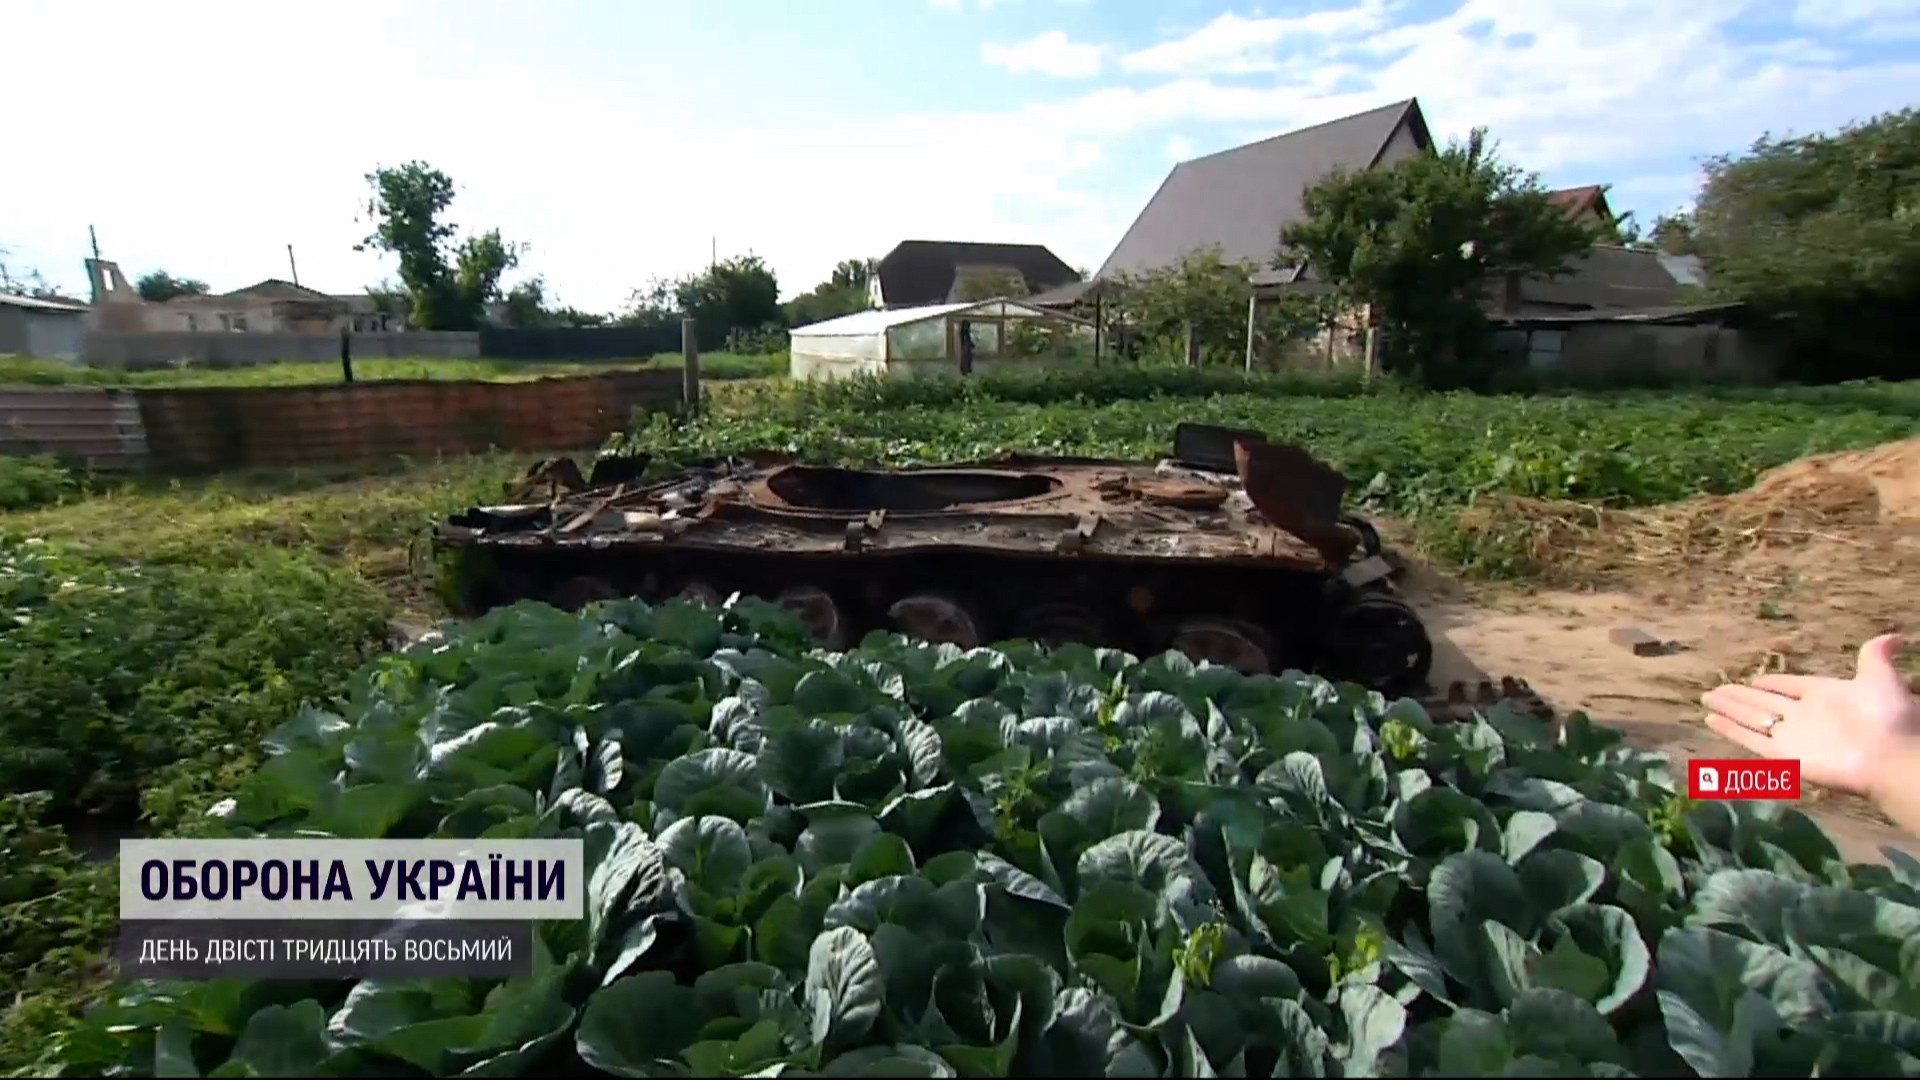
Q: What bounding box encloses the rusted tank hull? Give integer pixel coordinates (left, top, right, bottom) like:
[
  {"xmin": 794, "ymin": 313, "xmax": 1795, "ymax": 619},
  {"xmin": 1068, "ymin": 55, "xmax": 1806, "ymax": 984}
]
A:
[{"xmin": 434, "ymin": 427, "xmax": 1439, "ymax": 696}]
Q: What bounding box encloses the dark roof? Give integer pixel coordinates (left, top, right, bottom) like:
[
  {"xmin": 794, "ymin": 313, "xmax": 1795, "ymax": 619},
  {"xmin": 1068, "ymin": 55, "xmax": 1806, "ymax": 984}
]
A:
[
  {"xmin": 223, "ymin": 278, "xmax": 334, "ymax": 301},
  {"xmin": 1548, "ymin": 185, "xmax": 1613, "ymax": 223},
  {"xmin": 0, "ymin": 292, "xmax": 89, "ymax": 313},
  {"xmin": 1096, "ymin": 98, "xmax": 1431, "ymax": 279},
  {"xmin": 1495, "ymin": 301, "xmax": 1749, "ymax": 327},
  {"xmin": 1026, "ymin": 280, "xmax": 1096, "ymax": 307},
  {"xmin": 874, "ymin": 241, "xmax": 1080, "ymax": 307},
  {"xmin": 1517, "ymin": 246, "xmax": 1697, "ymax": 310}
]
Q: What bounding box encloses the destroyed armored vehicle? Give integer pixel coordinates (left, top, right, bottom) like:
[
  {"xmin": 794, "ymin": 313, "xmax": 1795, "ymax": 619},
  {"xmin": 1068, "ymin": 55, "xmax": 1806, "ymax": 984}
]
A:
[{"xmin": 433, "ymin": 423, "xmax": 1437, "ymax": 696}]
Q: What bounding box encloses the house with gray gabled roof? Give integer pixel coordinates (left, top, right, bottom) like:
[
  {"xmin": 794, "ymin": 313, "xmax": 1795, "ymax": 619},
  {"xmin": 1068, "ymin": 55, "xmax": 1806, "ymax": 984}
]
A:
[
  {"xmin": 1097, "ymin": 99, "xmax": 1433, "ymax": 280},
  {"xmin": 1090, "ymin": 97, "xmax": 1697, "ymax": 318}
]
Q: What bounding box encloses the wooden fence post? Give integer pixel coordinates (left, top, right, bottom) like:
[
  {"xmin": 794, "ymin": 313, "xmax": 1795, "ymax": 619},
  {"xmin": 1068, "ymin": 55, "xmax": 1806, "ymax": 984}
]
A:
[
  {"xmin": 1243, "ymin": 295, "xmax": 1257, "ymax": 373},
  {"xmin": 681, "ymin": 318, "xmax": 701, "ymax": 414},
  {"xmin": 340, "ymin": 329, "xmax": 354, "ymax": 383},
  {"xmin": 1184, "ymin": 321, "xmax": 1200, "ymax": 368}
]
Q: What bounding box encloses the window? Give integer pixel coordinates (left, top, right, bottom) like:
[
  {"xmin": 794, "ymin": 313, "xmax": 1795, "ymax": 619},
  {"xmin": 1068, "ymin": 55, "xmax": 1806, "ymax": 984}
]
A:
[
  {"xmin": 218, "ymin": 314, "xmax": 232, "ymax": 331},
  {"xmin": 232, "ymin": 315, "xmax": 249, "ymax": 332},
  {"xmin": 1525, "ymin": 329, "xmax": 1565, "ymax": 370},
  {"xmin": 184, "ymin": 313, "xmax": 198, "ymax": 331}
]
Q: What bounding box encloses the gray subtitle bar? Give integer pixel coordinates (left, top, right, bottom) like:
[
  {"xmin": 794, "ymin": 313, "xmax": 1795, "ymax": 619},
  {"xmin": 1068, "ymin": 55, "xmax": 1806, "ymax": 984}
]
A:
[{"xmin": 117, "ymin": 919, "xmax": 534, "ymax": 980}]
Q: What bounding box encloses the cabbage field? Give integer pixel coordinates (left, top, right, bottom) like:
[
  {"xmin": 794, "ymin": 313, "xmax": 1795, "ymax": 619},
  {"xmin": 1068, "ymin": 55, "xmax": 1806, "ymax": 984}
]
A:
[
  {"xmin": 55, "ymin": 597, "xmax": 1920, "ymax": 1078},
  {"xmin": 8, "ymin": 371, "xmax": 1920, "ymax": 1076}
]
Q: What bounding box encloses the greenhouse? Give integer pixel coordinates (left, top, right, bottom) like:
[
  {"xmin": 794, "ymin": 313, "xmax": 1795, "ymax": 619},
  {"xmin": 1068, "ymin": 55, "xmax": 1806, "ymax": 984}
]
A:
[{"xmin": 788, "ymin": 299, "xmax": 1097, "ymax": 381}]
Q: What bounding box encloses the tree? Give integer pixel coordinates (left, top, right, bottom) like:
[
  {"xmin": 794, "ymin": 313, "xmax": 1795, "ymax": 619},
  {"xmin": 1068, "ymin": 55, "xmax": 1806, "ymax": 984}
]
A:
[
  {"xmin": 1689, "ymin": 107, "xmax": 1920, "ymax": 377},
  {"xmin": 135, "ymin": 270, "xmax": 210, "ymax": 303},
  {"xmin": 674, "ymin": 255, "xmax": 782, "ymax": 338},
  {"xmin": 781, "ymin": 256, "xmax": 878, "ymax": 327},
  {"xmin": 1617, "ymin": 211, "xmax": 1698, "ymax": 255},
  {"xmin": 551, "ymin": 307, "xmax": 608, "ymax": 328},
  {"xmin": 829, "ymin": 258, "xmax": 875, "ymax": 291},
  {"xmin": 0, "ymin": 245, "xmax": 58, "ymax": 299},
  {"xmin": 499, "ymin": 277, "xmax": 553, "ymax": 328},
  {"xmin": 1649, "ymin": 213, "xmax": 1698, "ymax": 256},
  {"xmin": 355, "ymin": 161, "xmax": 524, "ymax": 331},
  {"xmin": 495, "ymin": 276, "xmax": 608, "ymax": 328},
  {"xmin": 617, "ymin": 277, "xmax": 680, "ymax": 328},
  {"xmin": 1108, "ymin": 248, "xmax": 1261, "ymax": 363},
  {"xmin": 1280, "ymin": 128, "xmax": 1597, "ymax": 381},
  {"xmin": 365, "ymin": 280, "xmax": 410, "ymax": 328}
]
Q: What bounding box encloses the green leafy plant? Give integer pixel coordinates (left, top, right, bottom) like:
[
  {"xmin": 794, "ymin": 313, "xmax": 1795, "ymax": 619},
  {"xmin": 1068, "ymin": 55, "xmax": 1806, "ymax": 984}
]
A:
[
  {"xmin": 611, "ymin": 376, "xmax": 1920, "ymax": 520},
  {"xmin": 58, "ymin": 597, "xmax": 1920, "ymax": 1077},
  {"xmin": 0, "ymin": 455, "xmax": 82, "ymax": 511},
  {"xmin": 0, "ymin": 533, "xmax": 392, "ymax": 825}
]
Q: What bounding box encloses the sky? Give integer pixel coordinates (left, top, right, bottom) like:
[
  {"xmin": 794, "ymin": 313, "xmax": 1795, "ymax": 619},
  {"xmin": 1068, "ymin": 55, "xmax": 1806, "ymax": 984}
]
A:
[{"xmin": 4, "ymin": 0, "xmax": 1916, "ymax": 313}]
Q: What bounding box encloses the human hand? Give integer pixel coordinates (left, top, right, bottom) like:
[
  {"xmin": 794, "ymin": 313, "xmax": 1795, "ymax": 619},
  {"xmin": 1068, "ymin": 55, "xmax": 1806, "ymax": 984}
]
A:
[{"xmin": 1700, "ymin": 634, "xmax": 1920, "ymax": 797}]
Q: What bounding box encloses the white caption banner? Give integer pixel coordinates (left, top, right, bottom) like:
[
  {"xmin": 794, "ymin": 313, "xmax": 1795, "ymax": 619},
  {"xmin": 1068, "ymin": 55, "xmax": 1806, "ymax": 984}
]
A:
[{"xmin": 120, "ymin": 838, "xmax": 585, "ymax": 921}]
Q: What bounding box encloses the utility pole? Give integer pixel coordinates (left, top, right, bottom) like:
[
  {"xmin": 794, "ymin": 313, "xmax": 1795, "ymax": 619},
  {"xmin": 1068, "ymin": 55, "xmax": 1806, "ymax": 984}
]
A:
[
  {"xmin": 710, "ymin": 236, "xmax": 716, "ymax": 271},
  {"xmin": 287, "ymin": 244, "xmax": 300, "ymax": 286}
]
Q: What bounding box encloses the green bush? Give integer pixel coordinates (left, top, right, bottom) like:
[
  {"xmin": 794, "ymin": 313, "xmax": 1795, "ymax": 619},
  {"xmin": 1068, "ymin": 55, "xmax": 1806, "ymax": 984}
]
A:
[
  {"xmin": 0, "ymin": 533, "xmax": 393, "ymax": 826},
  {"xmin": 0, "ymin": 533, "xmax": 400, "ymax": 1074},
  {"xmin": 0, "ymin": 792, "xmax": 115, "ymax": 1066},
  {"xmin": 0, "ymin": 455, "xmax": 81, "ymax": 511},
  {"xmin": 59, "ymin": 598, "xmax": 1920, "ymax": 1077}
]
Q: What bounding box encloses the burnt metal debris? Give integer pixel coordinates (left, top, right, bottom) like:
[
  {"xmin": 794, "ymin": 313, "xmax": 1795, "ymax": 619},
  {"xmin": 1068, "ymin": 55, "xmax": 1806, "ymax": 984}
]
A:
[{"xmin": 437, "ymin": 423, "xmax": 1486, "ymax": 701}]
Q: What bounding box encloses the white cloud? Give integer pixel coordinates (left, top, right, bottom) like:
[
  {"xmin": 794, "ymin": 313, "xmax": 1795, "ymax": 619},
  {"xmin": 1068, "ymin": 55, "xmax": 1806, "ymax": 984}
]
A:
[
  {"xmin": 1091, "ymin": 0, "xmax": 1918, "ymax": 212},
  {"xmin": 1792, "ymin": 0, "xmax": 1920, "ymax": 29},
  {"xmin": 981, "ymin": 31, "xmax": 1105, "ymax": 77},
  {"xmin": 1119, "ymin": 4, "xmax": 1392, "ymax": 76},
  {"xmin": 1166, "ymin": 135, "xmax": 1197, "ymax": 161}
]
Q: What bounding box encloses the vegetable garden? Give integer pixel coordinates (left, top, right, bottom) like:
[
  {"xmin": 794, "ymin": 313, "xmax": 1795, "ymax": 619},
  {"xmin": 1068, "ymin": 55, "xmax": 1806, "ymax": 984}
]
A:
[
  {"xmin": 55, "ymin": 599, "xmax": 1920, "ymax": 1077},
  {"xmin": 3, "ymin": 368, "xmax": 1919, "ymax": 1076}
]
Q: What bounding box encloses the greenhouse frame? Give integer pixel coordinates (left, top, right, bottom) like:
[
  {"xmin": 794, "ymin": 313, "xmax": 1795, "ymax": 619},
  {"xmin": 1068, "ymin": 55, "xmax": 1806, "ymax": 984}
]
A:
[{"xmin": 788, "ymin": 299, "xmax": 1097, "ymax": 381}]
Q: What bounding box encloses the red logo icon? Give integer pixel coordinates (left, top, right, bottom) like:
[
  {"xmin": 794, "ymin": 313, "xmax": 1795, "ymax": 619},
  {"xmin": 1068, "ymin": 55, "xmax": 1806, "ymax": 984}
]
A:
[{"xmin": 1688, "ymin": 759, "xmax": 1801, "ymax": 800}]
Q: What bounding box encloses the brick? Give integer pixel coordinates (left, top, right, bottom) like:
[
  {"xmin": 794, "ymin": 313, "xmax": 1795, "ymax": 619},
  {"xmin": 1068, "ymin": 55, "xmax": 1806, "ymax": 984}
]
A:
[{"xmin": 1609, "ymin": 627, "xmax": 1668, "ymax": 657}]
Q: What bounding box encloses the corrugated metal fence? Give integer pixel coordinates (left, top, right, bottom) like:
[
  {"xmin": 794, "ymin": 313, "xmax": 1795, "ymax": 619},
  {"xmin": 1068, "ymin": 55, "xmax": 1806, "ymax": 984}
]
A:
[
  {"xmin": 0, "ymin": 388, "xmax": 150, "ymax": 471},
  {"xmin": 0, "ymin": 370, "xmax": 683, "ymax": 474}
]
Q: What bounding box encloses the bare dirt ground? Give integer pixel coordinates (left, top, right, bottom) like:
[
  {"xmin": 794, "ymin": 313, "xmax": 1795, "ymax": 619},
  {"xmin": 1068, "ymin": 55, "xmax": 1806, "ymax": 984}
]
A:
[{"xmin": 1401, "ymin": 438, "xmax": 1920, "ymax": 865}]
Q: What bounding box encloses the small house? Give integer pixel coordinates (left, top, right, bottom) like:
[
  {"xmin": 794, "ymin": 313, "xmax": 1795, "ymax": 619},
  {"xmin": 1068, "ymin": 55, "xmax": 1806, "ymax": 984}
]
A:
[{"xmin": 0, "ymin": 293, "xmax": 90, "ymax": 361}]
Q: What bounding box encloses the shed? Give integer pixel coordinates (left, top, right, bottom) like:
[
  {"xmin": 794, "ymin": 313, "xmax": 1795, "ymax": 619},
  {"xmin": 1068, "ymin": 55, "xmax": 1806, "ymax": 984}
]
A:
[
  {"xmin": 0, "ymin": 293, "xmax": 90, "ymax": 361},
  {"xmin": 1487, "ymin": 302, "xmax": 1782, "ymax": 383},
  {"xmin": 788, "ymin": 299, "xmax": 1096, "ymax": 381}
]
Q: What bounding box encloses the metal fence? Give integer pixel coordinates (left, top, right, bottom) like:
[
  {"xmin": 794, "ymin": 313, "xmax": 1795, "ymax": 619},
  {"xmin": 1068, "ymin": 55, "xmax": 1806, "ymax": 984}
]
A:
[
  {"xmin": 0, "ymin": 388, "xmax": 149, "ymax": 471},
  {"xmin": 478, "ymin": 324, "xmax": 718, "ymax": 361},
  {"xmin": 0, "ymin": 370, "xmax": 685, "ymax": 473}
]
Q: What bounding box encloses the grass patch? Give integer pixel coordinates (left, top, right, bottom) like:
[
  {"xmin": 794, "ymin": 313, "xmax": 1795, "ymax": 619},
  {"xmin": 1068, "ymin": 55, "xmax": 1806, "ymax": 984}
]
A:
[
  {"xmin": 0, "ymin": 351, "xmax": 786, "ymax": 389},
  {"xmin": 3, "ymin": 453, "xmax": 535, "ymax": 612}
]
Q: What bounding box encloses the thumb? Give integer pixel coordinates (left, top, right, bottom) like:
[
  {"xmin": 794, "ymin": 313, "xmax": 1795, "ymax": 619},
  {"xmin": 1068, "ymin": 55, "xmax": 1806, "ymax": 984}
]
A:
[{"xmin": 1856, "ymin": 634, "xmax": 1906, "ymax": 685}]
